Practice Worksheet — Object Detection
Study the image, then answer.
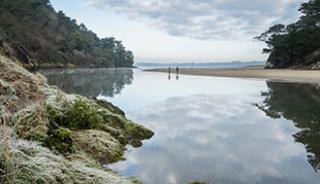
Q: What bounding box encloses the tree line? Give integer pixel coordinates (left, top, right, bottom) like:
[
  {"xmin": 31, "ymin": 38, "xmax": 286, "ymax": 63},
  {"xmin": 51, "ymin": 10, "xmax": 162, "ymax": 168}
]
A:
[
  {"xmin": 0, "ymin": 0, "xmax": 134, "ymax": 69},
  {"xmin": 256, "ymin": 0, "xmax": 320, "ymax": 69}
]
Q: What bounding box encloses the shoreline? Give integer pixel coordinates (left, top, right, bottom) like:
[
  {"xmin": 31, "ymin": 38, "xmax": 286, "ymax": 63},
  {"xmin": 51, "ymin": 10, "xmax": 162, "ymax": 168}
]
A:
[
  {"xmin": 0, "ymin": 54, "xmax": 153, "ymax": 184},
  {"xmin": 145, "ymin": 68, "xmax": 320, "ymax": 83}
]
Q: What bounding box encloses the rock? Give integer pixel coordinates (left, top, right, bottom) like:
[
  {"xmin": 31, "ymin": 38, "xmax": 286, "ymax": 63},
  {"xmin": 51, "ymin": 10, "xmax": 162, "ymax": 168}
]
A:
[
  {"xmin": 265, "ymin": 52, "xmax": 289, "ymax": 69},
  {"xmin": 72, "ymin": 130, "xmax": 125, "ymax": 164},
  {"xmin": 311, "ymin": 61, "xmax": 320, "ymax": 70}
]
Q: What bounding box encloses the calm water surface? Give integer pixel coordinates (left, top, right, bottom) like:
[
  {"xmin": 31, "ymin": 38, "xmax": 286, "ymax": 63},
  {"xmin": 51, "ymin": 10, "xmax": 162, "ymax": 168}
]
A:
[{"xmin": 41, "ymin": 68, "xmax": 320, "ymax": 184}]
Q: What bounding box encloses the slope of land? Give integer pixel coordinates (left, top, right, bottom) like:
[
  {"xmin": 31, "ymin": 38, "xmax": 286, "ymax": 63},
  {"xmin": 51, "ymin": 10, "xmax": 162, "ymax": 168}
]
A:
[
  {"xmin": 0, "ymin": 54, "xmax": 153, "ymax": 184},
  {"xmin": 0, "ymin": 0, "xmax": 134, "ymax": 69}
]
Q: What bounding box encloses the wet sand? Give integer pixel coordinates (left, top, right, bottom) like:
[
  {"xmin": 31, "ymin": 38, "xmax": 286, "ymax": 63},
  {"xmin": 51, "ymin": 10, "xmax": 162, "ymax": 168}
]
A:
[{"xmin": 145, "ymin": 68, "xmax": 320, "ymax": 83}]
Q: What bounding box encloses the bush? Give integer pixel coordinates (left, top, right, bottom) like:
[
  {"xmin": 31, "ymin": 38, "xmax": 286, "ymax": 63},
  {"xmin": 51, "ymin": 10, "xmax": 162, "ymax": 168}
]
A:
[
  {"xmin": 46, "ymin": 127, "xmax": 73, "ymax": 155},
  {"xmin": 64, "ymin": 98, "xmax": 104, "ymax": 129}
]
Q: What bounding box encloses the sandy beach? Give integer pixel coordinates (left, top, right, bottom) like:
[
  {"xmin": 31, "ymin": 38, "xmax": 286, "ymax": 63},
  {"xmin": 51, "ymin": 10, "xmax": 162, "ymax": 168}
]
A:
[{"xmin": 145, "ymin": 68, "xmax": 320, "ymax": 83}]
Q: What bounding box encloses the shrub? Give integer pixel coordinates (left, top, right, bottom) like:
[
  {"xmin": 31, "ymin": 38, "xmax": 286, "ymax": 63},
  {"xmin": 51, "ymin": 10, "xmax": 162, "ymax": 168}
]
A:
[
  {"xmin": 64, "ymin": 98, "xmax": 104, "ymax": 129},
  {"xmin": 46, "ymin": 127, "xmax": 73, "ymax": 155}
]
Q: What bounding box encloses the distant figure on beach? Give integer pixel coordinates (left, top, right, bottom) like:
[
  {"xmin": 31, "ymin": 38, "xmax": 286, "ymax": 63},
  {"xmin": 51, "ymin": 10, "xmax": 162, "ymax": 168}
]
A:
[
  {"xmin": 176, "ymin": 66, "xmax": 179, "ymax": 80},
  {"xmin": 168, "ymin": 66, "xmax": 171, "ymax": 80}
]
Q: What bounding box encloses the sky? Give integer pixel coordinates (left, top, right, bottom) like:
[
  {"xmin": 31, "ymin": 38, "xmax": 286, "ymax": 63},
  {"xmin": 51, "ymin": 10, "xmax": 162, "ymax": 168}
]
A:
[{"xmin": 50, "ymin": 0, "xmax": 306, "ymax": 63}]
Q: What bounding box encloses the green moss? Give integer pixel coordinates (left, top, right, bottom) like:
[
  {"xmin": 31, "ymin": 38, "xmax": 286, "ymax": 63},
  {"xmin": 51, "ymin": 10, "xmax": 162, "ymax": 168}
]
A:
[
  {"xmin": 72, "ymin": 130, "xmax": 125, "ymax": 164},
  {"xmin": 46, "ymin": 127, "xmax": 74, "ymax": 155},
  {"xmin": 94, "ymin": 98, "xmax": 125, "ymax": 116},
  {"xmin": 125, "ymin": 122, "xmax": 154, "ymax": 140},
  {"xmin": 125, "ymin": 123, "xmax": 154, "ymax": 148}
]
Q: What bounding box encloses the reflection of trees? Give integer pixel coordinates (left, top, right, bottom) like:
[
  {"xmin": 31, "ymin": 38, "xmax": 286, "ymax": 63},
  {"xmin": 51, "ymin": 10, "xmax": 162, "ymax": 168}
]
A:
[
  {"xmin": 257, "ymin": 82, "xmax": 320, "ymax": 172},
  {"xmin": 42, "ymin": 68, "xmax": 133, "ymax": 97}
]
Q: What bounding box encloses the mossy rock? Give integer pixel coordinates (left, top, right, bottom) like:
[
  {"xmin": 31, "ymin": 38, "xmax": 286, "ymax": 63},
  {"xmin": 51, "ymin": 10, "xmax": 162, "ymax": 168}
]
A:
[
  {"xmin": 2, "ymin": 139, "xmax": 139, "ymax": 184},
  {"xmin": 125, "ymin": 122, "xmax": 154, "ymax": 140},
  {"xmin": 72, "ymin": 130, "xmax": 125, "ymax": 164},
  {"xmin": 93, "ymin": 98, "xmax": 125, "ymax": 116}
]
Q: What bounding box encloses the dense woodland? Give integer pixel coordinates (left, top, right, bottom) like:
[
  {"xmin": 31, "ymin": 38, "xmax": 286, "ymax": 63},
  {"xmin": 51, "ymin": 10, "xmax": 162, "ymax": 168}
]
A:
[
  {"xmin": 0, "ymin": 0, "xmax": 134, "ymax": 69},
  {"xmin": 256, "ymin": 0, "xmax": 320, "ymax": 69}
]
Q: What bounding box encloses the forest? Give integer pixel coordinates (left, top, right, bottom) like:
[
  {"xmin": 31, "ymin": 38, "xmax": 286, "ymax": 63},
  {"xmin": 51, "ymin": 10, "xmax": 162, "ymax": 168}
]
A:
[
  {"xmin": 256, "ymin": 0, "xmax": 320, "ymax": 69},
  {"xmin": 0, "ymin": 0, "xmax": 134, "ymax": 69}
]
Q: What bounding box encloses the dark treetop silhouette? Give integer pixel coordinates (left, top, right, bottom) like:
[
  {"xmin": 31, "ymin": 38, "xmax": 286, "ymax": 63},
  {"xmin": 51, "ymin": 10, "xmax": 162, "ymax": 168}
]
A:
[{"xmin": 256, "ymin": 82, "xmax": 320, "ymax": 171}]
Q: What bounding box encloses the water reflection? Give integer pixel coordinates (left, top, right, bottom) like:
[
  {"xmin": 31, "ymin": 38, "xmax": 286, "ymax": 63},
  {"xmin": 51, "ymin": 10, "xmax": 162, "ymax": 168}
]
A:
[
  {"xmin": 110, "ymin": 94, "xmax": 319, "ymax": 184},
  {"xmin": 41, "ymin": 68, "xmax": 133, "ymax": 97},
  {"xmin": 256, "ymin": 82, "xmax": 320, "ymax": 172},
  {"xmin": 40, "ymin": 69, "xmax": 320, "ymax": 184}
]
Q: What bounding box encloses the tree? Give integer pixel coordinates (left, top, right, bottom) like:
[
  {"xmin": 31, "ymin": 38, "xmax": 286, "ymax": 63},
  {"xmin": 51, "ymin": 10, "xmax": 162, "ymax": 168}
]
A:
[
  {"xmin": 257, "ymin": 0, "xmax": 320, "ymax": 68},
  {"xmin": 0, "ymin": 0, "xmax": 135, "ymax": 68}
]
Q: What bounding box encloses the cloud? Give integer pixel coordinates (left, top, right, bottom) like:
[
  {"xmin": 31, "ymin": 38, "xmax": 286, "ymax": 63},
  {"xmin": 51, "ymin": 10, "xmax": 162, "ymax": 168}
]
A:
[
  {"xmin": 109, "ymin": 94, "xmax": 314, "ymax": 184},
  {"xmin": 87, "ymin": 0, "xmax": 305, "ymax": 40}
]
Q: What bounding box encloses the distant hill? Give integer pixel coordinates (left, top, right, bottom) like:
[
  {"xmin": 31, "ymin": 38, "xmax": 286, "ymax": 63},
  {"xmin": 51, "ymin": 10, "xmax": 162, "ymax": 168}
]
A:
[
  {"xmin": 257, "ymin": 0, "xmax": 320, "ymax": 69},
  {"xmin": 0, "ymin": 0, "xmax": 134, "ymax": 69}
]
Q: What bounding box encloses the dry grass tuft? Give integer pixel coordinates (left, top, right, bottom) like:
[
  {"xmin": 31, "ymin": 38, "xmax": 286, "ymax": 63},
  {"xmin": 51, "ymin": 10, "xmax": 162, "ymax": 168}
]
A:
[
  {"xmin": 13, "ymin": 104, "xmax": 49, "ymax": 141},
  {"xmin": 0, "ymin": 56, "xmax": 46, "ymax": 114},
  {"xmin": 0, "ymin": 115, "xmax": 12, "ymax": 184}
]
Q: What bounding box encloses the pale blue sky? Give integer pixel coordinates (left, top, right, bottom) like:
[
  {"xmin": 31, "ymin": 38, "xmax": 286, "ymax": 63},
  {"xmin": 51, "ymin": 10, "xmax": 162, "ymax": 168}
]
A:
[{"xmin": 50, "ymin": 0, "xmax": 305, "ymax": 63}]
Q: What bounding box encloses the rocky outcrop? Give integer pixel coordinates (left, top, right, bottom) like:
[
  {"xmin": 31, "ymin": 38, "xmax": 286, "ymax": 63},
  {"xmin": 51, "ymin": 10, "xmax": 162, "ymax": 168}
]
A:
[
  {"xmin": 0, "ymin": 54, "xmax": 153, "ymax": 184},
  {"xmin": 265, "ymin": 49, "xmax": 320, "ymax": 70},
  {"xmin": 265, "ymin": 52, "xmax": 290, "ymax": 69}
]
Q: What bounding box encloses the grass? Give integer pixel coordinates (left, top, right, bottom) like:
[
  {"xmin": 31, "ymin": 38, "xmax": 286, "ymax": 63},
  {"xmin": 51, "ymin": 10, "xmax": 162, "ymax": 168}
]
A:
[
  {"xmin": 46, "ymin": 127, "xmax": 74, "ymax": 155},
  {"xmin": 0, "ymin": 115, "xmax": 14, "ymax": 184},
  {"xmin": 13, "ymin": 104, "xmax": 49, "ymax": 142},
  {"xmin": 0, "ymin": 54, "xmax": 154, "ymax": 183}
]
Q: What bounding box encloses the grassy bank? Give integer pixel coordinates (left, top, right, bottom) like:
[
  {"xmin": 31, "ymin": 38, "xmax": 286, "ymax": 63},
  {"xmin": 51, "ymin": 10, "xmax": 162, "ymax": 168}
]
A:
[{"xmin": 0, "ymin": 54, "xmax": 153, "ymax": 184}]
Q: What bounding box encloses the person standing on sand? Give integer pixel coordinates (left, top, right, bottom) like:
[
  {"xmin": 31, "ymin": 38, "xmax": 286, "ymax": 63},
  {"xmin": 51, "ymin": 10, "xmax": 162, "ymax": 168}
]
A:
[
  {"xmin": 176, "ymin": 66, "xmax": 179, "ymax": 80},
  {"xmin": 168, "ymin": 66, "xmax": 171, "ymax": 80}
]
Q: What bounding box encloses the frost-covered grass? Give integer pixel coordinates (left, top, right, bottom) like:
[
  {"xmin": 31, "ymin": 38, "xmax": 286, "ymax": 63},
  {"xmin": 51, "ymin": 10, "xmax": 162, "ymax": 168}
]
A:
[{"xmin": 0, "ymin": 54, "xmax": 153, "ymax": 183}]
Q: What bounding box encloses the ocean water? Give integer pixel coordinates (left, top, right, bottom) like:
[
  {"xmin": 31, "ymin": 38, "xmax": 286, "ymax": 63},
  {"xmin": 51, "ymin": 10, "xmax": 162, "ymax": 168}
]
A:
[
  {"xmin": 135, "ymin": 61, "xmax": 265, "ymax": 69},
  {"xmin": 41, "ymin": 68, "xmax": 320, "ymax": 184}
]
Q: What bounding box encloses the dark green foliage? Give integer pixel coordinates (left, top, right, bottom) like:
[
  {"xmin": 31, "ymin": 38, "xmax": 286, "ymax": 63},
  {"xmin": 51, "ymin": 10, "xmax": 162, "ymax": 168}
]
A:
[
  {"xmin": 46, "ymin": 127, "xmax": 74, "ymax": 155},
  {"xmin": 64, "ymin": 98, "xmax": 104, "ymax": 129},
  {"xmin": 256, "ymin": 0, "xmax": 320, "ymax": 68},
  {"xmin": 257, "ymin": 82, "xmax": 320, "ymax": 171},
  {"xmin": 45, "ymin": 97, "xmax": 154, "ymax": 154},
  {"xmin": 46, "ymin": 98, "xmax": 104, "ymax": 130},
  {"xmin": 0, "ymin": 0, "xmax": 134, "ymax": 69}
]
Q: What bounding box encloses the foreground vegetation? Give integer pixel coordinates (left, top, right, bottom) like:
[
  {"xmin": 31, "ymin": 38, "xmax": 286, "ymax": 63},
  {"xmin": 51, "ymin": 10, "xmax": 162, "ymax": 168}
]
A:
[
  {"xmin": 256, "ymin": 0, "xmax": 320, "ymax": 69},
  {"xmin": 0, "ymin": 0, "xmax": 134, "ymax": 69},
  {"xmin": 0, "ymin": 54, "xmax": 153, "ymax": 183}
]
